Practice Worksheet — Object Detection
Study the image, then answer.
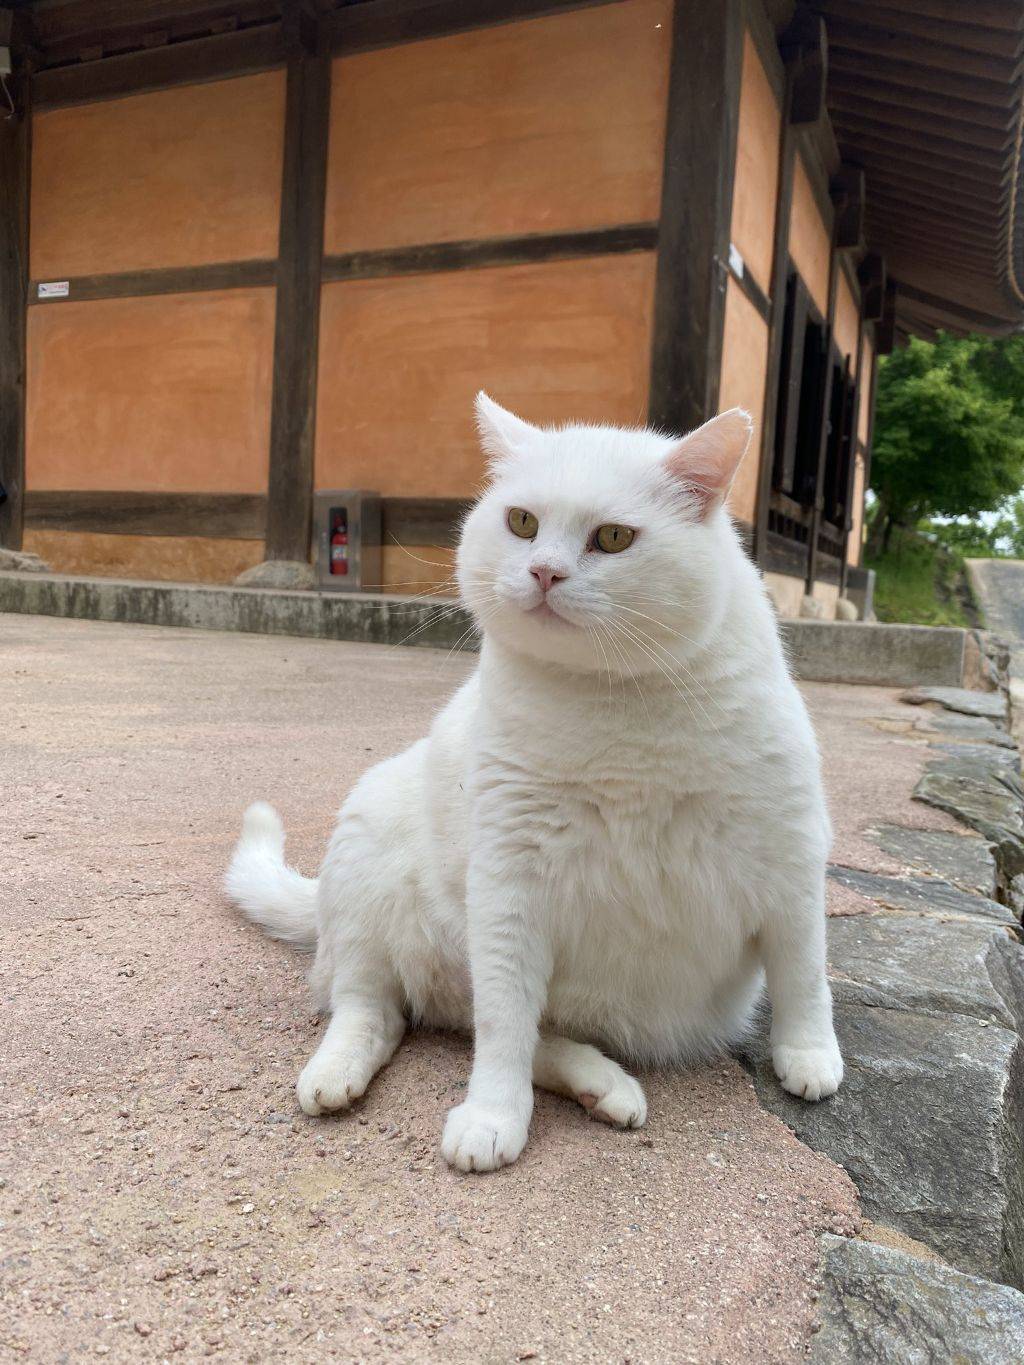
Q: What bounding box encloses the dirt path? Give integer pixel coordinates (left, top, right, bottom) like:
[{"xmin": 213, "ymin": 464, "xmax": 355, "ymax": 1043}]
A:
[{"xmin": 0, "ymin": 616, "xmax": 879, "ymax": 1362}]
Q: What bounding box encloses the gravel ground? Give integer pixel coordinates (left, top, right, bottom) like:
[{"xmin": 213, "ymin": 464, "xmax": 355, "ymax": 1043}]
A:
[{"xmin": 1, "ymin": 613, "xmax": 948, "ymax": 1363}]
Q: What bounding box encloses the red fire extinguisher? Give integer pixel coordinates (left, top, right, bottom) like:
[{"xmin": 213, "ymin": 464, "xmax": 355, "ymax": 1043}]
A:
[{"xmin": 330, "ymin": 512, "xmax": 349, "ymax": 575}]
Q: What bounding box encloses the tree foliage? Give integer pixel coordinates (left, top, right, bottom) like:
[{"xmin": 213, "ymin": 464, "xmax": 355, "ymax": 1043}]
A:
[{"xmin": 869, "ymin": 334, "xmax": 1024, "ymax": 547}]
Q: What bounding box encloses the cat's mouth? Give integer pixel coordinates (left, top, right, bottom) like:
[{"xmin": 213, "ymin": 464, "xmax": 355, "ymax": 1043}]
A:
[{"xmin": 527, "ymin": 599, "xmax": 575, "ymax": 626}]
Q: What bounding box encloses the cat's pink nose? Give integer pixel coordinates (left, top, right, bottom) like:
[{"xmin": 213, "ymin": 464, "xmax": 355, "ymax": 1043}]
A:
[{"xmin": 530, "ymin": 565, "xmax": 566, "ymax": 594}]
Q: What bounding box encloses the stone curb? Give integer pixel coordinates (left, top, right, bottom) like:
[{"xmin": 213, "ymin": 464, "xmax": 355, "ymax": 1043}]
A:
[
  {"xmin": 0, "ymin": 570, "xmax": 970, "ymax": 687},
  {"xmin": 750, "ymin": 674, "xmax": 1024, "ymax": 1352},
  {"xmin": 809, "ymin": 1236, "xmax": 1024, "ymax": 1362}
]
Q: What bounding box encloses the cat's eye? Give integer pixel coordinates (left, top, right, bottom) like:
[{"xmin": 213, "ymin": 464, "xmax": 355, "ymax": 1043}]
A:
[
  {"xmin": 594, "ymin": 524, "xmax": 635, "ymax": 554},
  {"xmin": 507, "ymin": 508, "xmax": 539, "ymax": 539}
]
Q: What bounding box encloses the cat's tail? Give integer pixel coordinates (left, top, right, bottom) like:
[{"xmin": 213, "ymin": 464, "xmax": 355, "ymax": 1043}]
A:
[{"xmin": 224, "ymin": 802, "xmax": 319, "ymax": 949}]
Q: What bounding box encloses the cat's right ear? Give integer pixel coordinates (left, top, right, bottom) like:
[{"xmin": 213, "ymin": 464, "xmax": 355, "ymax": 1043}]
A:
[{"xmin": 474, "ymin": 392, "xmax": 538, "ymax": 465}]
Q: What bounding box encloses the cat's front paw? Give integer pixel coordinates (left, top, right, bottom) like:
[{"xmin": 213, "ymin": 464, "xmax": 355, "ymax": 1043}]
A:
[
  {"xmin": 441, "ymin": 1100, "xmax": 529, "ymax": 1173},
  {"xmin": 772, "ymin": 1038, "xmax": 843, "ymax": 1102}
]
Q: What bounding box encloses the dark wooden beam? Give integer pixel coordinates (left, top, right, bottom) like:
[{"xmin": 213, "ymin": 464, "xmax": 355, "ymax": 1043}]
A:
[
  {"xmin": 728, "ymin": 253, "xmax": 772, "ymax": 324},
  {"xmin": 826, "ymin": 68, "xmax": 1016, "ymax": 133},
  {"xmin": 382, "ymin": 497, "xmax": 471, "ymax": 548},
  {"xmin": 893, "ymin": 279, "xmax": 1015, "ymax": 332},
  {"xmin": 329, "ymin": 0, "xmax": 621, "ymax": 55},
  {"xmin": 826, "ymin": 86, "xmax": 1015, "ymax": 151},
  {"xmin": 263, "ymin": 8, "xmax": 330, "ymax": 564},
  {"xmin": 0, "ymin": 33, "xmax": 30, "ymax": 551},
  {"xmin": 830, "ymin": 164, "xmax": 865, "ymax": 250},
  {"xmin": 23, "ymin": 491, "xmax": 268, "ymax": 539},
  {"xmin": 839, "ymin": 296, "xmax": 867, "ymax": 594},
  {"xmin": 648, "ymin": 0, "xmax": 743, "ymax": 435},
  {"xmin": 805, "ymin": 231, "xmax": 842, "ymax": 595},
  {"xmin": 830, "ymin": 112, "xmax": 1008, "ymax": 170},
  {"xmin": 27, "ymin": 227, "xmax": 658, "ymax": 308},
  {"xmin": 828, "ymin": 21, "xmax": 1023, "ymax": 83},
  {"xmin": 31, "ymin": 21, "xmax": 286, "ymax": 109},
  {"xmin": 322, "ymin": 224, "xmax": 659, "ymax": 284},
  {"xmin": 858, "ymin": 252, "xmax": 886, "ymax": 321},
  {"xmin": 754, "ymin": 22, "xmax": 823, "ymax": 567},
  {"xmin": 876, "ymin": 280, "xmax": 898, "ymax": 356},
  {"xmin": 823, "ymin": 2, "xmax": 1021, "ymax": 61},
  {"xmin": 781, "ymin": 11, "xmax": 828, "ymax": 125},
  {"xmin": 23, "ymin": 490, "xmax": 472, "ymax": 548},
  {"xmin": 861, "ymin": 324, "xmax": 880, "ymax": 493},
  {"xmin": 29, "ymin": 259, "xmax": 277, "ymax": 304}
]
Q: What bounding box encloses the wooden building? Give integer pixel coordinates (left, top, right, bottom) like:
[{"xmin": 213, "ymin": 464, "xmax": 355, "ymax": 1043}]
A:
[{"xmin": 1, "ymin": 0, "xmax": 1022, "ymax": 613}]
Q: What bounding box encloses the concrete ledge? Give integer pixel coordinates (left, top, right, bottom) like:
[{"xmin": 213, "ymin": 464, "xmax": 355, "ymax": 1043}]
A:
[
  {"xmin": 0, "ymin": 571, "xmax": 968, "ymax": 687},
  {"xmin": 779, "ymin": 619, "xmax": 966, "ymax": 688},
  {"xmin": 0, "ymin": 569, "xmax": 470, "ymax": 652}
]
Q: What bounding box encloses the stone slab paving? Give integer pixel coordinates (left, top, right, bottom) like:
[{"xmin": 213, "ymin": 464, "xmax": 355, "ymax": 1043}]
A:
[
  {"xmin": 809, "ymin": 1236, "xmax": 1024, "ymax": 1362},
  {"xmin": 5, "ymin": 615, "xmax": 1024, "ymax": 1360},
  {"xmin": 755, "ymin": 679, "xmax": 1024, "ymax": 1310},
  {"xmin": 867, "ymin": 825, "xmax": 998, "ymax": 898}
]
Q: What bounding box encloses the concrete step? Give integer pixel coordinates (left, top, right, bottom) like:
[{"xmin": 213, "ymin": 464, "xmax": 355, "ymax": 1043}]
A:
[{"xmin": 0, "ymin": 569, "xmax": 970, "ymax": 687}]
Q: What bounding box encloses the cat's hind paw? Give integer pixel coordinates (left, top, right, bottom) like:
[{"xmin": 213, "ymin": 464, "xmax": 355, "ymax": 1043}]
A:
[
  {"xmin": 772, "ymin": 1039, "xmax": 843, "ymax": 1102},
  {"xmin": 441, "ymin": 1100, "xmax": 529, "ymax": 1173},
  {"xmin": 578, "ymin": 1071, "xmax": 647, "ymax": 1129}
]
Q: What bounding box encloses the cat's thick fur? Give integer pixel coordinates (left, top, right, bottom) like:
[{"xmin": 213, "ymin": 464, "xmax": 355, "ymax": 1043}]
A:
[{"xmin": 226, "ymin": 395, "xmax": 842, "ymax": 1172}]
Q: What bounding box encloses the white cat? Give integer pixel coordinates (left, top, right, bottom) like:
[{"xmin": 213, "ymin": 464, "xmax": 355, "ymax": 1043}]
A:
[{"xmin": 226, "ymin": 394, "xmax": 842, "ymax": 1173}]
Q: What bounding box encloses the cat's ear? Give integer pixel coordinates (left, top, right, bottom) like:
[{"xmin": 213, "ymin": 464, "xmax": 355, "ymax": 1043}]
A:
[
  {"xmin": 475, "ymin": 391, "xmax": 539, "ymax": 464},
  {"xmin": 663, "ymin": 408, "xmax": 753, "ymax": 518}
]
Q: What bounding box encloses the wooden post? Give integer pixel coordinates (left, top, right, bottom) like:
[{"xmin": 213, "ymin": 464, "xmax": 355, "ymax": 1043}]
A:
[
  {"xmin": 0, "ymin": 23, "xmax": 30, "ymax": 551},
  {"xmin": 648, "ymin": 0, "xmax": 743, "ymax": 435},
  {"xmin": 838, "ymin": 298, "xmax": 866, "ymax": 595},
  {"xmin": 804, "ymin": 232, "xmax": 840, "ymax": 595},
  {"xmin": 752, "ymin": 15, "xmax": 828, "ymax": 567},
  {"xmin": 264, "ymin": 3, "xmax": 331, "ymax": 564}
]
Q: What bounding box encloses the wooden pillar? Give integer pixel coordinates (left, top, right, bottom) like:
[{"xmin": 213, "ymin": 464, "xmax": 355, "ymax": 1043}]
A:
[
  {"xmin": 804, "ymin": 230, "xmax": 840, "ymax": 595},
  {"xmin": 0, "ymin": 22, "xmax": 30, "ymax": 551},
  {"xmin": 264, "ymin": 3, "xmax": 331, "ymax": 564},
  {"xmin": 839, "ymin": 299, "xmax": 866, "ymax": 595},
  {"xmin": 753, "ymin": 14, "xmax": 828, "ymax": 567},
  {"xmin": 648, "ymin": 0, "xmax": 743, "ymax": 435}
]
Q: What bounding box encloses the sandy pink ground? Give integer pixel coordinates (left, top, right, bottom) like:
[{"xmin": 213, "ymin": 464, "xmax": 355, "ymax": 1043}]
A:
[{"xmin": 2, "ymin": 615, "xmax": 962, "ymax": 1362}]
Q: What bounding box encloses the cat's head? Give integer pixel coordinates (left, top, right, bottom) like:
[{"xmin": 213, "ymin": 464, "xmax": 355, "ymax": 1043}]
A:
[{"xmin": 457, "ymin": 393, "xmax": 752, "ymax": 674}]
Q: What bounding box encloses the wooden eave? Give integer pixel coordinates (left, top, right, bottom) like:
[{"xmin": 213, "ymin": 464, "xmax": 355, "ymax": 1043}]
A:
[{"xmin": 812, "ymin": 0, "xmax": 1024, "ymax": 337}]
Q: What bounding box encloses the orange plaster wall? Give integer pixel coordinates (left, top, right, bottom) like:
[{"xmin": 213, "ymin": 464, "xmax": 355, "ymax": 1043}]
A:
[
  {"xmin": 24, "ymin": 530, "xmax": 264, "ymax": 584},
  {"xmin": 324, "ymin": 0, "xmax": 672, "ymax": 253},
  {"xmin": 719, "ymin": 278, "xmax": 770, "ymax": 525},
  {"xmin": 789, "ymin": 156, "xmax": 830, "ymax": 315},
  {"xmin": 31, "ymin": 72, "xmax": 285, "ymax": 278},
  {"xmin": 729, "ymin": 30, "xmax": 780, "ymax": 292},
  {"xmin": 315, "ymin": 252, "xmax": 657, "ymax": 497},
  {"xmin": 834, "ymin": 272, "xmax": 859, "ymax": 362},
  {"xmin": 27, "ymin": 290, "xmax": 275, "ymax": 494}
]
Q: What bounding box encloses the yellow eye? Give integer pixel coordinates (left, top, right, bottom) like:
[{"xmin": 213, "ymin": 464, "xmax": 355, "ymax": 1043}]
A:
[
  {"xmin": 594, "ymin": 524, "xmax": 635, "ymax": 554},
  {"xmin": 507, "ymin": 508, "xmax": 539, "ymax": 539}
]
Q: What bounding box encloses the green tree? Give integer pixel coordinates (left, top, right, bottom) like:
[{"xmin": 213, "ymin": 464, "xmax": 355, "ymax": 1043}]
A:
[{"xmin": 869, "ymin": 334, "xmax": 1024, "ymax": 553}]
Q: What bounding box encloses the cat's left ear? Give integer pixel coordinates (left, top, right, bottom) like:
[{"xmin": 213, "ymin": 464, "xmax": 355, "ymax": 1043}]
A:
[
  {"xmin": 475, "ymin": 391, "xmax": 539, "ymax": 465},
  {"xmin": 663, "ymin": 408, "xmax": 753, "ymax": 518}
]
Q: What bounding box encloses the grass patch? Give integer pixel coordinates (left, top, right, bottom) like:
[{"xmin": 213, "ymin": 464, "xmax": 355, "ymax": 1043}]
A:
[{"xmin": 865, "ymin": 529, "xmax": 973, "ymax": 627}]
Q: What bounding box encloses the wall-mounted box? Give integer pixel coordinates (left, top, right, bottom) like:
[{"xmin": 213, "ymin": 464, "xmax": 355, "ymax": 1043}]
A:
[{"xmin": 313, "ymin": 490, "xmax": 382, "ymax": 593}]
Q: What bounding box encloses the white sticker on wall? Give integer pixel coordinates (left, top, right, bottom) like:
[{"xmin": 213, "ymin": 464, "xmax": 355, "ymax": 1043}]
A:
[
  {"xmin": 38, "ymin": 281, "xmax": 70, "ymax": 299},
  {"xmin": 727, "ymin": 243, "xmax": 744, "ymax": 279}
]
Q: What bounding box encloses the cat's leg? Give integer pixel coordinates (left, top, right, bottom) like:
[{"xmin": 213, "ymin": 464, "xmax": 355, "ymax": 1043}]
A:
[
  {"xmin": 296, "ymin": 918, "xmax": 405, "ymax": 1115},
  {"xmin": 441, "ymin": 838, "xmax": 551, "ymax": 1173},
  {"xmin": 296, "ymin": 985, "xmax": 405, "ymax": 1115},
  {"xmin": 759, "ymin": 883, "xmax": 843, "ymax": 1102},
  {"xmin": 533, "ymin": 1035, "xmax": 647, "ymax": 1129}
]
